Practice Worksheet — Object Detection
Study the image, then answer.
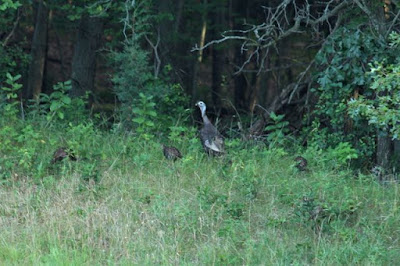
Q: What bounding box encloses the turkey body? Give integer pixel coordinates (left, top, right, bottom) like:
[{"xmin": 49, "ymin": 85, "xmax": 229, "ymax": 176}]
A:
[
  {"xmin": 295, "ymin": 156, "xmax": 308, "ymax": 171},
  {"xmin": 162, "ymin": 144, "xmax": 183, "ymax": 161},
  {"xmin": 52, "ymin": 147, "xmax": 76, "ymax": 164},
  {"xmin": 196, "ymin": 101, "xmax": 225, "ymax": 155}
]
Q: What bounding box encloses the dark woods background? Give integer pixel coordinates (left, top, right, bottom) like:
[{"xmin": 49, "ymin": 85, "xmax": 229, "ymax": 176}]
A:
[{"xmin": 1, "ymin": 0, "xmax": 400, "ymax": 173}]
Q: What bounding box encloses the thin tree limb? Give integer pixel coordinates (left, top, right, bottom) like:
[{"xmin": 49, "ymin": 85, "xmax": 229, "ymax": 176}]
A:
[
  {"xmin": 192, "ymin": 0, "xmax": 352, "ymax": 73},
  {"xmin": 145, "ymin": 28, "xmax": 161, "ymax": 78},
  {"xmin": 2, "ymin": 8, "xmax": 21, "ymax": 47}
]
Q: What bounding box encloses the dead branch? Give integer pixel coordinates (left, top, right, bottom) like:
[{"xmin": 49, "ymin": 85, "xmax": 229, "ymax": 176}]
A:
[
  {"xmin": 145, "ymin": 28, "xmax": 161, "ymax": 78},
  {"xmin": 122, "ymin": 0, "xmax": 136, "ymax": 40},
  {"xmin": 2, "ymin": 8, "xmax": 21, "ymax": 47},
  {"xmin": 192, "ymin": 0, "xmax": 352, "ymax": 73}
]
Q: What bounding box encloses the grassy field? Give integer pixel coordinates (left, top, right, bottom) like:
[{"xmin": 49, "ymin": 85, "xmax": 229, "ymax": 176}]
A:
[{"xmin": 0, "ymin": 125, "xmax": 399, "ymax": 265}]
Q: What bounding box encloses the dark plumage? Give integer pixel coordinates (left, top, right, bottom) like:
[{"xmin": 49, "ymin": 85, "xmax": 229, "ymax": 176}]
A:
[
  {"xmin": 51, "ymin": 147, "xmax": 76, "ymax": 164},
  {"xmin": 195, "ymin": 101, "xmax": 225, "ymax": 155},
  {"xmin": 162, "ymin": 144, "xmax": 183, "ymax": 161},
  {"xmin": 294, "ymin": 156, "xmax": 308, "ymax": 171}
]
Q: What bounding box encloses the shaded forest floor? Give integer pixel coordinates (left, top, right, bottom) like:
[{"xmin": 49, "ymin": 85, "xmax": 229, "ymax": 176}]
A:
[{"xmin": 0, "ymin": 122, "xmax": 399, "ymax": 265}]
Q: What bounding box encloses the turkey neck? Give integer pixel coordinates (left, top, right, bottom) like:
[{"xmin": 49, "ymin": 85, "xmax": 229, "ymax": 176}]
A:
[{"xmin": 201, "ymin": 109, "xmax": 212, "ymax": 125}]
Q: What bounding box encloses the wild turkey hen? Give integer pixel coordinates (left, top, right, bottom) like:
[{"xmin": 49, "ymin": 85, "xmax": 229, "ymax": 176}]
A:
[
  {"xmin": 195, "ymin": 101, "xmax": 225, "ymax": 155},
  {"xmin": 51, "ymin": 147, "xmax": 77, "ymax": 164},
  {"xmin": 294, "ymin": 156, "xmax": 308, "ymax": 171},
  {"xmin": 162, "ymin": 144, "xmax": 183, "ymax": 161}
]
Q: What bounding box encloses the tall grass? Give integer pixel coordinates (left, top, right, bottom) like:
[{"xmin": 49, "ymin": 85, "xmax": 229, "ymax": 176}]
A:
[{"xmin": 0, "ymin": 124, "xmax": 399, "ymax": 265}]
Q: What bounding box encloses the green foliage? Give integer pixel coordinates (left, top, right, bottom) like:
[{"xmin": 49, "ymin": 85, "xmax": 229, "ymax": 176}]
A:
[
  {"xmin": 111, "ymin": 42, "xmax": 189, "ymax": 133},
  {"xmin": 0, "ymin": 114, "xmax": 399, "ymax": 264},
  {"xmin": 0, "ymin": 72, "xmax": 22, "ymax": 119},
  {"xmin": 0, "ymin": 0, "xmax": 21, "ymax": 11},
  {"xmin": 41, "ymin": 80, "xmax": 72, "ymax": 122},
  {"xmin": 308, "ymin": 26, "xmax": 398, "ymax": 165},
  {"xmin": 56, "ymin": 0, "xmax": 116, "ymax": 21},
  {"xmin": 111, "ymin": 41, "xmax": 152, "ymax": 106},
  {"xmin": 0, "ymin": 1, "xmax": 29, "ymax": 77},
  {"xmin": 325, "ymin": 142, "xmax": 359, "ymax": 166},
  {"xmin": 0, "ymin": 46, "xmax": 30, "ymax": 80},
  {"xmin": 265, "ymin": 112, "xmax": 290, "ymax": 147},
  {"xmin": 126, "ymin": 0, "xmax": 156, "ymax": 40},
  {"xmin": 132, "ymin": 93, "xmax": 157, "ymax": 139},
  {"xmin": 109, "ymin": 0, "xmax": 189, "ymax": 134},
  {"xmin": 29, "ymin": 80, "xmax": 89, "ymax": 125},
  {"xmin": 312, "ymin": 27, "xmax": 377, "ymax": 129},
  {"xmin": 348, "ymin": 61, "xmax": 400, "ymax": 139},
  {"xmin": 294, "ymin": 190, "xmax": 360, "ymax": 234},
  {"xmin": 0, "ymin": 122, "xmax": 44, "ymax": 177},
  {"xmin": 304, "ymin": 141, "xmax": 358, "ymax": 169}
]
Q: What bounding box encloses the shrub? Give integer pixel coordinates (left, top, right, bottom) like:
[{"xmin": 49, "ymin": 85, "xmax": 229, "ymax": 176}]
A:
[
  {"xmin": 28, "ymin": 80, "xmax": 89, "ymax": 126},
  {"xmin": 0, "ymin": 72, "xmax": 22, "ymax": 120},
  {"xmin": 110, "ymin": 41, "xmax": 189, "ymax": 135},
  {"xmin": 307, "ymin": 26, "xmax": 398, "ymax": 167}
]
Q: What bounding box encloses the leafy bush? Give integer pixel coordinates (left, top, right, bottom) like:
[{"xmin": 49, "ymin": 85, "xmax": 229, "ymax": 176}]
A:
[
  {"xmin": 0, "ymin": 46, "xmax": 29, "ymax": 84},
  {"xmin": 348, "ymin": 61, "xmax": 400, "ymax": 140},
  {"xmin": 0, "ymin": 72, "xmax": 22, "ymax": 120},
  {"xmin": 0, "ymin": 3, "xmax": 29, "ymax": 80},
  {"xmin": 29, "ymin": 80, "xmax": 89, "ymax": 125},
  {"xmin": 41, "ymin": 80, "xmax": 72, "ymax": 121},
  {"xmin": 307, "ymin": 27, "xmax": 398, "ymax": 166},
  {"xmin": 110, "ymin": 41, "xmax": 189, "ymax": 135},
  {"xmin": 265, "ymin": 112, "xmax": 290, "ymax": 147},
  {"xmin": 325, "ymin": 142, "xmax": 359, "ymax": 166},
  {"xmin": 132, "ymin": 93, "xmax": 157, "ymax": 139}
]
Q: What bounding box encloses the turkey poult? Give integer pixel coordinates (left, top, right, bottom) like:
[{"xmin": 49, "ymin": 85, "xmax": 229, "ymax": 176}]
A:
[
  {"xmin": 162, "ymin": 144, "xmax": 183, "ymax": 161},
  {"xmin": 294, "ymin": 156, "xmax": 308, "ymax": 171},
  {"xmin": 51, "ymin": 147, "xmax": 77, "ymax": 164},
  {"xmin": 195, "ymin": 101, "xmax": 225, "ymax": 155}
]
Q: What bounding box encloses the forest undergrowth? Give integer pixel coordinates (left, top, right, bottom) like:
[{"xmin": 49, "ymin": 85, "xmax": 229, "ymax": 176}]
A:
[
  {"xmin": 0, "ymin": 117, "xmax": 399, "ymax": 265},
  {"xmin": 1, "ymin": 1, "xmax": 400, "ymax": 264}
]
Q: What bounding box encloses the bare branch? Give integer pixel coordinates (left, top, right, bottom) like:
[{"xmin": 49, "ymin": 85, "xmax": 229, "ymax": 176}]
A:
[
  {"xmin": 289, "ymin": 9, "xmax": 344, "ymax": 103},
  {"xmin": 145, "ymin": 28, "xmax": 161, "ymax": 78},
  {"xmin": 191, "ymin": 33, "xmax": 254, "ymax": 52},
  {"xmin": 192, "ymin": 0, "xmax": 352, "ymax": 73},
  {"xmin": 2, "ymin": 8, "xmax": 21, "ymax": 47},
  {"xmin": 353, "ymin": 0, "xmax": 371, "ymax": 16},
  {"xmin": 386, "ymin": 10, "xmax": 400, "ymax": 37}
]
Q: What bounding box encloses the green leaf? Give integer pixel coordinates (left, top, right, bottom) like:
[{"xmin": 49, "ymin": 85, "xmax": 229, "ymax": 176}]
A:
[
  {"xmin": 148, "ymin": 110, "xmax": 157, "ymax": 117},
  {"xmin": 13, "ymin": 74, "xmax": 21, "ymax": 81},
  {"xmin": 132, "ymin": 108, "xmax": 143, "ymax": 115},
  {"xmin": 133, "ymin": 117, "xmax": 145, "ymax": 124},
  {"xmin": 13, "ymin": 83, "xmax": 22, "ymax": 90},
  {"xmin": 61, "ymin": 96, "xmax": 71, "ymax": 105},
  {"xmin": 145, "ymin": 121, "xmax": 154, "ymax": 127},
  {"xmin": 50, "ymin": 102, "xmax": 60, "ymax": 111}
]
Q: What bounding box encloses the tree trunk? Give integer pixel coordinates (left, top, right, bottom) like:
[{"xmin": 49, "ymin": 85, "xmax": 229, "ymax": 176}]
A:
[
  {"xmin": 232, "ymin": 0, "xmax": 249, "ymax": 111},
  {"xmin": 70, "ymin": 15, "xmax": 103, "ymax": 98},
  {"xmin": 233, "ymin": 70, "xmax": 247, "ymax": 111},
  {"xmin": 191, "ymin": 0, "xmax": 208, "ymax": 102},
  {"xmin": 174, "ymin": 0, "xmax": 185, "ymax": 33},
  {"xmin": 211, "ymin": 3, "xmax": 225, "ymax": 108},
  {"xmin": 211, "ymin": 46, "xmax": 223, "ymax": 107},
  {"xmin": 394, "ymin": 140, "xmax": 400, "ymax": 172},
  {"xmin": 372, "ymin": 0, "xmax": 394, "ymax": 171},
  {"xmin": 25, "ymin": 0, "xmax": 49, "ymax": 100},
  {"xmin": 377, "ymin": 131, "xmax": 393, "ymax": 176}
]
